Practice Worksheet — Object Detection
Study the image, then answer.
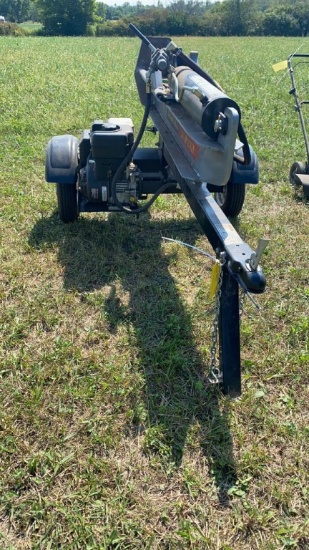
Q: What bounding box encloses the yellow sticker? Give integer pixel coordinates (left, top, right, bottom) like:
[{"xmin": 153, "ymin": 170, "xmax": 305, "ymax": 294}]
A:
[
  {"xmin": 272, "ymin": 60, "xmax": 288, "ymax": 72},
  {"xmin": 210, "ymin": 262, "xmax": 220, "ymax": 299}
]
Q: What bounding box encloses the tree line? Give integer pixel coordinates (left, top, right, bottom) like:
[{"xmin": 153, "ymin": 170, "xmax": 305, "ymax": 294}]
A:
[{"xmin": 1, "ymin": 0, "xmax": 309, "ymax": 37}]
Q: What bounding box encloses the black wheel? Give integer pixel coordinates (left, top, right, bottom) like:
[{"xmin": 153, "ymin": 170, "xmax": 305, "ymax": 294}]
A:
[
  {"xmin": 214, "ymin": 181, "xmax": 246, "ymax": 217},
  {"xmin": 56, "ymin": 182, "xmax": 79, "ymax": 223},
  {"xmin": 303, "ymin": 183, "xmax": 309, "ymax": 198},
  {"xmin": 289, "ymin": 161, "xmax": 306, "ymax": 186}
]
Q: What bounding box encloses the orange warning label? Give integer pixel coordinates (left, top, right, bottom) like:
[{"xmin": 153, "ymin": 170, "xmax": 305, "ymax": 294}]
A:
[
  {"xmin": 178, "ymin": 127, "xmax": 199, "ymax": 159},
  {"xmin": 167, "ymin": 110, "xmax": 200, "ymax": 159}
]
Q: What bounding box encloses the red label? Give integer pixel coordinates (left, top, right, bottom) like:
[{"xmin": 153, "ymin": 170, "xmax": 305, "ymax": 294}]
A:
[{"xmin": 178, "ymin": 127, "xmax": 199, "ymax": 159}]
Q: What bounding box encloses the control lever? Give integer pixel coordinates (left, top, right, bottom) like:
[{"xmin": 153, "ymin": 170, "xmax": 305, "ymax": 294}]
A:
[{"xmin": 129, "ymin": 23, "xmax": 156, "ymax": 54}]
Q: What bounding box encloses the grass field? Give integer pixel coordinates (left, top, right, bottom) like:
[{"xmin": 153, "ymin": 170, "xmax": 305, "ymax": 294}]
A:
[
  {"xmin": 0, "ymin": 35, "xmax": 308, "ymax": 549},
  {"xmin": 19, "ymin": 22, "xmax": 43, "ymax": 34}
]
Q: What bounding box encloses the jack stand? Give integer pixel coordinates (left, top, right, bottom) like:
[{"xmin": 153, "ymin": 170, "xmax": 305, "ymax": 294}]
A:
[{"xmin": 219, "ymin": 268, "xmax": 241, "ymax": 397}]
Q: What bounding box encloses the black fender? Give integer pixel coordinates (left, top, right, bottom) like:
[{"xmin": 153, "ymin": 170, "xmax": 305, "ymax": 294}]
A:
[
  {"xmin": 230, "ymin": 145, "xmax": 259, "ymax": 185},
  {"xmin": 45, "ymin": 135, "xmax": 79, "ymax": 184}
]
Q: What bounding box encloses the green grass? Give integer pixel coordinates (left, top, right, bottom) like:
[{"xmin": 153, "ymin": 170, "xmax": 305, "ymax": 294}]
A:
[
  {"xmin": 19, "ymin": 22, "xmax": 43, "ymax": 33},
  {"xmin": 0, "ymin": 35, "xmax": 308, "ymax": 548}
]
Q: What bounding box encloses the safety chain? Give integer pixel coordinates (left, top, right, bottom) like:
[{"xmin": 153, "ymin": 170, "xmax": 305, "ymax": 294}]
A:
[
  {"xmin": 239, "ymin": 287, "xmax": 246, "ymax": 322},
  {"xmin": 207, "ymin": 252, "xmax": 225, "ymax": 385},
  {"xmin": 161, "ymin": 237, "xmax": 262, "ymax": 386}
]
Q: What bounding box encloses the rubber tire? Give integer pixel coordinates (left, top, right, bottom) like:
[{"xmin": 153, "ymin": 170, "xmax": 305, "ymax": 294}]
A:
[
  {"xmin": 56, "ymin": 183, "xmax": 79, "ymax": 223},
  {"xmin": 289, "ymin": 161, "xmax": 306, "ymax": 186},
  {"xmin": 214, "ymin": 181, "xmax": 246, "ymax": 217},
  {"xmin": 303, "ymin": 184, "xmax": 309, "ymax": 198}
]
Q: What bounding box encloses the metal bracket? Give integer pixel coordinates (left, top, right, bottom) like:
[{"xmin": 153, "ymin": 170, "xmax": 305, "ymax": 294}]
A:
[{"xmin": 249, "ymin": 238, "xmax": 269, "ymax": 271}]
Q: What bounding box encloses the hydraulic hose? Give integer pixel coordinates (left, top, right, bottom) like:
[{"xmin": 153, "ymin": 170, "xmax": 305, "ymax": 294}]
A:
[{"xmin": 111, "ymin": 92, "xmax": 174, "ymax": 214}]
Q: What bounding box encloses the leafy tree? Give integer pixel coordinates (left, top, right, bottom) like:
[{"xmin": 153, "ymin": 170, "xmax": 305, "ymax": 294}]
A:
[
  {"xmin": 168, "ymin": 0, "xmax": 204, "ymax": 15},
  {"xmin": 103, "ymin": 1, "xmax": 154, "ymax": 21},
  {"xmin": 96, "ymin": 1, "xmax": 106, "ymax": 21},
  {"xmin": 206, "ymin": 0, "xmax": 259, "ymax": 36},
  {"xmin": 95, "ymin": 0, "xmax": 309, "ymax": 37},
  {"xmin": 262, "ymin": 4, "xmax": 298, "ymax": 35},
  {"xmin": 293, "ymin": 1, "xmax": 309, "ymax": 36},
  {"xmin": 36, "ymin": 0, "xmax": 96, "ymax": 35},
  {"xmin": 0, "ymin": 0, "xmax": 32, "ymax": 22},
  {"xmin": 0, "ymin": 0, "xmax": 10, "ymax": 19}
]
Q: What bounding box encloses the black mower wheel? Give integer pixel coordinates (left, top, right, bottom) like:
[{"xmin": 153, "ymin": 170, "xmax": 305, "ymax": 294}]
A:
[
  {"xmin": 289, "ymin": 161, "xmax": 306, "ymax": 186},
  {"xmin": 214, "ymin": 181, "xmax": 246, "ymax": 217},
  {"xmin": 56, "ymin": 182, "xmax": 79, "ymax": 223}
]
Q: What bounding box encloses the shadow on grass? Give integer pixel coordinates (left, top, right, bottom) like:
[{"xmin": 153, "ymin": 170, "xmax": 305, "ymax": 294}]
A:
[{"xmin": 29, "ymin": 210, "xmax": 237, "ymax": 503}]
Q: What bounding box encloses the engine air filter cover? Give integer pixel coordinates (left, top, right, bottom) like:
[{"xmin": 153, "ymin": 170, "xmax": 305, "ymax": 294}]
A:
[{"xmin": 90, "ymin": 119, "xmax": 134, "ymax": 160}]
